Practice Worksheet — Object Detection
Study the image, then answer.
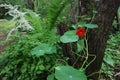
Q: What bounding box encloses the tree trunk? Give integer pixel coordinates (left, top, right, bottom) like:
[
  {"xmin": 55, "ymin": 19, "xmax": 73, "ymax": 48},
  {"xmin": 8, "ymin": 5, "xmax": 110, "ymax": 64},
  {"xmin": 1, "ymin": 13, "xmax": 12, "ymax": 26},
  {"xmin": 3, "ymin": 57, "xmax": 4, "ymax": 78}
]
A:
[
  {"xmin": 86, "ymin": 0, "xmax": 120, "ymax": 79},
  {"xmin": 56, "ymin": 22, "xmax": 76, "ymax": 65}
]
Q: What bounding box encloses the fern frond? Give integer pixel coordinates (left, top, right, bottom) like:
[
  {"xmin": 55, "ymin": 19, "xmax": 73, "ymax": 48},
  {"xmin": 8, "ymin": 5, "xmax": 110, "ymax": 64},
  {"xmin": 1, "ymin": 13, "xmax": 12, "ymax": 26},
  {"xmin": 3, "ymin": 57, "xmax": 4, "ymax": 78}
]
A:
[{"xmin": 47, "ymin": 0, "xmax": 69, "ymax": 29}]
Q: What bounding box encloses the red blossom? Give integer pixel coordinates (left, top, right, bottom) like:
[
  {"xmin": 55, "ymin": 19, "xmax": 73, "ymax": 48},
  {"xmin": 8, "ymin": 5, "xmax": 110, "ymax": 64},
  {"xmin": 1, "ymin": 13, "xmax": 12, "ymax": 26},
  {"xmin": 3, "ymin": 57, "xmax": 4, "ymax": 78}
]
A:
[{"xmin": 76, "ymin": 28, "xmax": 86, "ymax": 37}]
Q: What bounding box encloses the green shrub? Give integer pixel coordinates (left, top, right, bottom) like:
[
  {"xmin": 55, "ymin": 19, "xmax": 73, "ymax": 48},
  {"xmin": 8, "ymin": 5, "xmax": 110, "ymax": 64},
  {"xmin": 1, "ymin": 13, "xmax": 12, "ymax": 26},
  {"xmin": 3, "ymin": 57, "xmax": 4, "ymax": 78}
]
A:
[
  {"xmin": 0, "ymin": 7, "xmax": 60, "ymax": 79},
  {"xmin": 100, "ymin": 32, "xmax": 120, "ymax": 79},
  {"xmin": 0, "ymin": 29, "xmax": 60, "ymax": 80}
]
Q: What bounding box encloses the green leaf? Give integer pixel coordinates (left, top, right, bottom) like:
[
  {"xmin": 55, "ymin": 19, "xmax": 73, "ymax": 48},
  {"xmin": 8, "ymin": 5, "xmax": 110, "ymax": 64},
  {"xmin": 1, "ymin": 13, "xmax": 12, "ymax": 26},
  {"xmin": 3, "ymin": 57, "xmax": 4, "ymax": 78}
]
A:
[
  {"xmin": 78, "ymin": 21, "xmax": 86, "ymax": 27},
  {"xmin": 104, "ymin": 54, "xmax": 114, "ymax": 67},
  {"xmin": 39, "ymin": 65, "xmax": 45, "ymax": 70},
  {"xmin": 84, "ymin": 24, "xmax": 98, "ymax": 28},
  {"xmin": 84, "ymin": 18, "xmax": 91, "ymax": 21},
  {"xmin": 55, "ymin": 66, "xmax": 87, "ymax": 80},
  {"xmin": 47, "ymin": 74, "xmax": 54, "ymax": 80},
  {"xmin": 46, "ymin": 46, "xmax": 57, "ymax": 54},
  {"xmin": 24, "ymin": 9, "xmax": 40, "ymax": 20},
  {"xmin": 72, "ymin": 25, "xmax": 77, "ymax": 29},
  {"xmin": 93, "ymin": 10, "xmax": 98, "ymax": 14},
  {"xmin": 60, "ymin": 30, "xmax": 79, "ymax": 43},
  {"xmin": 31, "ymin": 43, "xmax": 56, "ymax": 57},
  {"xmin": 77, "ymin": 39, "xmax": 84, "ymax": 53},
  {"xmin": 0, "ymin": 19, "xmax": 16, "ymax": 30}
]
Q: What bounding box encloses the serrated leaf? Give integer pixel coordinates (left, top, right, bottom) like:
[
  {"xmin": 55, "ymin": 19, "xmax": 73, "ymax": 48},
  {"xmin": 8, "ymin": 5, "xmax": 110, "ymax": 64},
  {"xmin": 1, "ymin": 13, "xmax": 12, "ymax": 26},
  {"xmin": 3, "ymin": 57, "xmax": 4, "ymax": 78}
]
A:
[
  {"xmin": 60, "ymin": 30, "xmax": 79, "ymax": 43},
  {"xmin": 55, "ymin": 66, "xmax": 87, "ymax": 80},
  {"xmin": 84, "ymin": 24, "xmax": 98, "ymax": 28}
]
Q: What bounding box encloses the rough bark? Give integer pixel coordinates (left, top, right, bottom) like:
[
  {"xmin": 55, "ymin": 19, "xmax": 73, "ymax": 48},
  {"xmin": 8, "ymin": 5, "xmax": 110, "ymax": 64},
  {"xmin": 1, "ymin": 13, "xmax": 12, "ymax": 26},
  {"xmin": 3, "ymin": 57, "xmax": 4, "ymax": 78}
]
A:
[
  {"xmin": 86, "ymin": 0, "xmax": 120, "ymax": 79},
  {"xmin": 56, "ymin": 22, "xmax": 76, "ymax": 65}
]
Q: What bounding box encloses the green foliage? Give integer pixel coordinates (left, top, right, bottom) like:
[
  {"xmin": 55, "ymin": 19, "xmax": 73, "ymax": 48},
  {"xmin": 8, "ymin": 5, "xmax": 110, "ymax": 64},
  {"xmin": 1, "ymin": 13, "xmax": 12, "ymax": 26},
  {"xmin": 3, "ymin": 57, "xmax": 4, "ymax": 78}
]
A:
[
  {"xmin": 0, "ymin": 0, "xmax": 25, "ymax": 7},
  {"xmin": 47, "ymin": 74, "xmax": 55, "ymax": 80},
  {"xmin": 55, "ymin": 66, "xmax": 87, "ymax": 80},
  {"xmin": 0, "ymin": 31, "xmax": 59, "ymax": 80},
  {"xmin": 77, "ymin": 21, "xmax": 87, "ymax": 27},
  {"xmin": 60, "ymin": 22, "xmax": 99, "ymax": 44},
  {"xmin": 31, "ymin": 43, "xmax": 56, "ymax": 57},
  {"xmin": 34, "ymin": 0, "xmax": 54, "ymax": 16},
  {"xmin": 24, "ymin": 9, "xmax": 44, "ymax": 32},
  {"xmin": 84, "ymin": 24, "xmax": 98, "ymax": 28},
  {"xmin": 72, "ymin": 21, "xmax": 98, "ymax": 29},
  {"xmin": 0, "ymin": 1, "xmax": 100, "ymax": 80},
  {"xmin": 60, "ymin": 30, "xmax": 79, "ymax": 43},
  {"xmin": 0, "ymin": 20, "xmax": 16, "ymax": 32},
  {"xmin": 77, "ymin": 39, "xmax": 85, "ymax": 53},
  {"xmin": 101, "ymin": 32, "xmax": 120, "ymax": 79},
  {"xmin": 24, "ymin": 9, "xmax": 59, "ymax": 44},
  {"xmin": 0, "ymin": 6, "xmax": 60, "ymax": 80},
  {"xmin": 104, "ymin": 53, "xmax": 115, "ymax": 67},
  {"xmin": 47, "ymin": 0, "xmax": 69, "ymax": 29}
]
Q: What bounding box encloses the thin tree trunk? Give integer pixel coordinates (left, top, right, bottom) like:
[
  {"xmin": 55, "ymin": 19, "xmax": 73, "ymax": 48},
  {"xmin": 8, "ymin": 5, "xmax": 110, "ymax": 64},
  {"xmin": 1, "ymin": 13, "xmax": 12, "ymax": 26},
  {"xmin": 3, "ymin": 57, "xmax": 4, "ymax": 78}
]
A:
[{"xmin": 86, "ymin": 0, "xmax": 120, "ymax": 79}]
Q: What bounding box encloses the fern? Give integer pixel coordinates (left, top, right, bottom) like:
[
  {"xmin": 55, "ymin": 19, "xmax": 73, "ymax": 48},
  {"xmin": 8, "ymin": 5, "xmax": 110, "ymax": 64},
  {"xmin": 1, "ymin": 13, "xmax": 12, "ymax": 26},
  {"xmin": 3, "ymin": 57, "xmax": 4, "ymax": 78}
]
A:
[{"xmin": 47, "ymin": 0, "xmax": 69, "ymax": 29}]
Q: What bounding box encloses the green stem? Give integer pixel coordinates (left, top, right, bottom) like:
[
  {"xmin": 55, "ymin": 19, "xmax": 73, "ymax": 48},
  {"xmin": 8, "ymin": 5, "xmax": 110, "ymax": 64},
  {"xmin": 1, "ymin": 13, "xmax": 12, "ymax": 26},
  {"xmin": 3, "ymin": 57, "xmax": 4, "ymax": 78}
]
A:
[
  {"xmin": 84, "ymin": 54, "xmax": 96, "ymax": 69},
  {"xmin": 90, "ymin": 11, "xmax": 96, "ymax": 23},
  {"xmin": 80, "ymin": 37, "xmax": 88, "ymax": 69},
  {"xmin": 56, "ymin": 59, "xmax": 68, "ymax": 65}
]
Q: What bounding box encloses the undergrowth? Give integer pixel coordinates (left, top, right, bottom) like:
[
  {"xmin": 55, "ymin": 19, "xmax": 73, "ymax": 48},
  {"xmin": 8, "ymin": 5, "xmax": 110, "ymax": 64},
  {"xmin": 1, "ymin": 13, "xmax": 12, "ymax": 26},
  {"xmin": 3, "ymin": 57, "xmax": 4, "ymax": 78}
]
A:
[
  {"xmin": 100, "ymin": 32, "xmax": 120, "ymax": 80},
  {"xmin": 0, "ymin": 20, "xmax": 60, "ymax": 80}
]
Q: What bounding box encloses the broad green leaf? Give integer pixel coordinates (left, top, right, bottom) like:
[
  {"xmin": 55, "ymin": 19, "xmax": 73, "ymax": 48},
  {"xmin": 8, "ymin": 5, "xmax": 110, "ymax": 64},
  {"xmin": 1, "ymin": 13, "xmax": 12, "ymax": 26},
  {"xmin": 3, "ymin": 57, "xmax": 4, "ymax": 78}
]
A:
[
  {"xmin": 31, "ymin": 43, "xmax": 48, "ymax": 56},
  {"xmin": 93, "ymin": 10, "xmax": 98, "ymax": 14},
  {"xmin": 31, "ymin": 43, "xmax": 56, "ymax": 57},
  {"xmin": 47, "ymin": 74, "xmax": 54, "ymax": 80},
  {"xmin": 64, "ymin": 30, "xmax": 76, "ymax": 35},
  {"xmin": 104, "ymin": 54, "xmax": 114, "ymax": 67},
  {"xmin": 55, "ymin": 66, "xmax": 87, "ymax": 80},
  {"xmin": 60, "ymin": 30, "xmax": 79, "ymax": 43},
  {"xmin": 78, "ymin": 21, "xmax": 86, "ymax": 27},
  {"xmin": 77, "ymin": 39, "xmax": 85, "ymax": 53},
  {"xmin": 84, "ymin": 24, "xmax": 98, "ymax": 28},
  {"xmin": 72, "ymin": 25, "xmax": 77, "ymax": 29},
  {"xmin": 46, "ymin": 46, "xmax": 57, "ymax": 54}
]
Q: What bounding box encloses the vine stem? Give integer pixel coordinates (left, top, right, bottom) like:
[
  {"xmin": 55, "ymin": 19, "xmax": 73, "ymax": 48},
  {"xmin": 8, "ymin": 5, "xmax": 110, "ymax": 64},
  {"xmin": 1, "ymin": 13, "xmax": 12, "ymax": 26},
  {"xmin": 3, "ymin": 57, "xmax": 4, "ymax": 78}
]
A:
[
  {"xmin": 48, "ymin": 59, "xmax": 68, "ymax": 73},
  {"xmin": 80, "ymin": 11, "xmax": 97, "ymax": 70},
  {"xmin": 72, "ymin": 51, "xmax": 86, "ymax": 67},
  {"xmin": 87, "ymin": 71, "xmax": 100, "ymax": 77},
  {"xmin": 80, "ymin": 37, "xmax": 88, "ymax": 70},
  {"xmin": 84, "ymin": 54, "xmax": 96, "ymax": 69}
]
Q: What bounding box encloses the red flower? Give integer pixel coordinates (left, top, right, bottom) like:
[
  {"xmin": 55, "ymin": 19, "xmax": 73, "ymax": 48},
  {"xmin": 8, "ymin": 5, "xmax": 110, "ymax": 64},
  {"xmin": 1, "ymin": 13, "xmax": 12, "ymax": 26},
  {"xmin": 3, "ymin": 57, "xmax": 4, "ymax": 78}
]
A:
[{"xmin": 76, "ymin": 28, "xmax": 86, "ymax": 37}]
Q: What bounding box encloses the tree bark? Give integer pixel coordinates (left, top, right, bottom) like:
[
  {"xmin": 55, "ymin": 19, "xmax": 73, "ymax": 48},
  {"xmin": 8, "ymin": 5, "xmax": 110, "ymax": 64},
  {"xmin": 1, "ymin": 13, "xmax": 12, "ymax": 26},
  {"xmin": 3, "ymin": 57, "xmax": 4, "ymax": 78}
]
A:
[
  {"xmin": 86, "ymin": 0, "xmax": 120, "ymax": 79},
  {"xmin": 56, "ymin": 22, "xmax": 76, "ymax": 65}
]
